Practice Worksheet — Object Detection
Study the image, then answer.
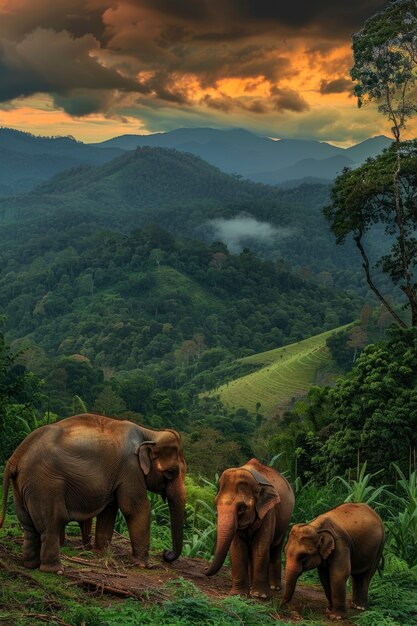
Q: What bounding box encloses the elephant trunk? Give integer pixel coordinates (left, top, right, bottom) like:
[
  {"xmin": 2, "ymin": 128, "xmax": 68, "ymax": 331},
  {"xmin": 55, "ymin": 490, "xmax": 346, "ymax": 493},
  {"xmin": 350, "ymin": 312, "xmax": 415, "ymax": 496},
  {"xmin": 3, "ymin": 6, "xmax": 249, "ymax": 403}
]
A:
[
  {"xmin": 281, "ymin": 562, "xmax": 303, "ymax": 606},
  {"xmin": 163, "ymin": 472, "xmax": 186, "ymax": 562},
  {"xmin": 205, "ymin": 505, "xmax": 237, "ymax": 576}
]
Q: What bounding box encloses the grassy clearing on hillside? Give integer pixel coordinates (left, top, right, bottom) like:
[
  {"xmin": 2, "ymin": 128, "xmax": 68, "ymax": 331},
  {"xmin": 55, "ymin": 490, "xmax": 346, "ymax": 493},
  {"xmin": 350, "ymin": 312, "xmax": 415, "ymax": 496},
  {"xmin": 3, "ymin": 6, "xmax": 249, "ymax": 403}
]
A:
[{"xmin": 204, "ymin": 324, "xmax": 354, "ymax": 416}]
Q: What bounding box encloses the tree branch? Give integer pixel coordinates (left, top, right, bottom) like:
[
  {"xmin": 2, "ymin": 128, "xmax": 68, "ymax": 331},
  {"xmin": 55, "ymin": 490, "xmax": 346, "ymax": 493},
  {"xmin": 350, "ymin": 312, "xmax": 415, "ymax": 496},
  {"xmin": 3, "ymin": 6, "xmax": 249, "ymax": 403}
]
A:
[{"xmin": 354, "ymin": 233, "xmax": 407, "ymax": 328}]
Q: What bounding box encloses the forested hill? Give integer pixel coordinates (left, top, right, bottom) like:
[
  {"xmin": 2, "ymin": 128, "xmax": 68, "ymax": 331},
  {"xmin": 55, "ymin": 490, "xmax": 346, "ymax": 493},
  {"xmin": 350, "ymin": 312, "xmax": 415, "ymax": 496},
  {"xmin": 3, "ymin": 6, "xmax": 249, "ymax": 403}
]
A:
[
  {"xmin": 0, "ymin": 146, "xmax": 362, "ymax": 285},
  {"xmin": 0, "ymin": 222, "xmax": 357, "ymax": 418}
]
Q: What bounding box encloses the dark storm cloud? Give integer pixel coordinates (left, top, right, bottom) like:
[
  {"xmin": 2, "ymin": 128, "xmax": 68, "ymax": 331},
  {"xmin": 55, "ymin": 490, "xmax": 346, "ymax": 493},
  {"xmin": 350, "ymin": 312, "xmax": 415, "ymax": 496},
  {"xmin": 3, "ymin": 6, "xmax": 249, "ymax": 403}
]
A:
[
  {"xmin": 271, "ymin": 87, "xmax": 310, "ymax": 113},
  {"xmin": 0, "ymin": 0, "xmax": 389, "ymax": 120},
  {"xmin": 0, "ymin": 28, "xmax": 138, "ymax": 109},
  {"xmin": 128, "ymin": 0, "xmax": 388, "ymax": 38},
  {"xmin": 0, "ymin": 0, "xmax": 110, "ymax": 41},
  {"xmin": 320, "ymin": 77, "xmax": 353, "ymax": 94}
]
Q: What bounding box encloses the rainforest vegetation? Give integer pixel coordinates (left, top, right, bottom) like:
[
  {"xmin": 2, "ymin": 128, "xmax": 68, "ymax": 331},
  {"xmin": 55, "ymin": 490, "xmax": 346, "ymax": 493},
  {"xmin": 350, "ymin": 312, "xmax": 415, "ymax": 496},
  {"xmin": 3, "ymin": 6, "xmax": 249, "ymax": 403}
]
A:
[{"xmin": 1, "ymin": 1, "xmax": 417, "ymax": 623}]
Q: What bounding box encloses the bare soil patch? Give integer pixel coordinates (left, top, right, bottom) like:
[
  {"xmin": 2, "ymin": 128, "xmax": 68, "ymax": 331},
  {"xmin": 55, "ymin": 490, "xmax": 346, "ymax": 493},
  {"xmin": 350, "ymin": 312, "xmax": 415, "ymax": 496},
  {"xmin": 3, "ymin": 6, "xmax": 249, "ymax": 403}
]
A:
[{"xmin": 58, "ymin": 534, "xmax": 353, "ymax": 624}]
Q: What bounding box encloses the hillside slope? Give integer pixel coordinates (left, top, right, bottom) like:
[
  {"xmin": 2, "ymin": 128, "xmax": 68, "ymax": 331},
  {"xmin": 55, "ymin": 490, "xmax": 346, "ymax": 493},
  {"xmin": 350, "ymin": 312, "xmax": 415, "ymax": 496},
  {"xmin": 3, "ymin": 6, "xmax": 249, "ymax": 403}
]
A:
[
  {"xmin": 0, "ymin": 146, "xmax": 363, "ymax": 282},
  {"xmin": 0, "ymin": 127, "xmax": 123, "ymax": 195},
  {"xmin": 204, "ymin": 324, "xmax": 353, "ymax": 416}
]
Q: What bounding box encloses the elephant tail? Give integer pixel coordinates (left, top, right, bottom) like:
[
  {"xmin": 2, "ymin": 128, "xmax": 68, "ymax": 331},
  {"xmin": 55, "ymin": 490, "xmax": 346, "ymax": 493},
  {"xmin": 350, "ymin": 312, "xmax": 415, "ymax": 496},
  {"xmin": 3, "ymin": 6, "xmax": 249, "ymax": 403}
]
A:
[
  {"xmin": 377, "ymin": 553, "xmax": 385, "ymax": 577},
  {"xmin": 0, "ymin": 462, "xmax": 13, "ymax": 528}
]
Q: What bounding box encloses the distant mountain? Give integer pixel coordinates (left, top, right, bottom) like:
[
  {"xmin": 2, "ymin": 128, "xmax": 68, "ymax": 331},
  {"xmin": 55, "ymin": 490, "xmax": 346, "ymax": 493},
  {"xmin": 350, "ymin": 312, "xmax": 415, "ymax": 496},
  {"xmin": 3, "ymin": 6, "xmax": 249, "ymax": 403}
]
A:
[
  {"xmin": 345, "ymin": 135, "xmax": 393, "ymax": 162},
  {"xmin": 0, "ymin": 127, "xmax": 124, "ymax": 195},
  {"xmin": 94, "ymin": 127, "xmax": 392, "ymax": 184},
  {"xmin": 0, "ymin": 126, "xmax": 392, "ymax": 194},
  {"xmin": 249, "ymin": 155, "xmax": 355, "ymax": 185}
]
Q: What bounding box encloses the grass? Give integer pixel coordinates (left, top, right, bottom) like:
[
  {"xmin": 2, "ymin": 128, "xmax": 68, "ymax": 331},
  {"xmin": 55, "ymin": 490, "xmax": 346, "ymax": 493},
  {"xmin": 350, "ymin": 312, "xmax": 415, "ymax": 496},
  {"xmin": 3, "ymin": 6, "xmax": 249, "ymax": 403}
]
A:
[
  {"xmin": 0, "ymin": 534, "xmax": 327, "ymax": 626},
  {"xmin": 204, "ymin": 324, "xmax": 353, "ymax": 416},
  {"xmin": 152, "ymin": 267, "xmax": 221, "ymax": 308}
]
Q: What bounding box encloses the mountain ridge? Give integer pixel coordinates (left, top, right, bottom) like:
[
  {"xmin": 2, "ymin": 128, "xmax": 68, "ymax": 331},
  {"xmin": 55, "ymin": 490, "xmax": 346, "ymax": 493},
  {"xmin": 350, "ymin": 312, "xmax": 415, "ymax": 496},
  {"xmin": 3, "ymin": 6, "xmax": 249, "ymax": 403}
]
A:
[{"xmin": 0, "ymin": 125, "xmax": 392, "ymax": 195}]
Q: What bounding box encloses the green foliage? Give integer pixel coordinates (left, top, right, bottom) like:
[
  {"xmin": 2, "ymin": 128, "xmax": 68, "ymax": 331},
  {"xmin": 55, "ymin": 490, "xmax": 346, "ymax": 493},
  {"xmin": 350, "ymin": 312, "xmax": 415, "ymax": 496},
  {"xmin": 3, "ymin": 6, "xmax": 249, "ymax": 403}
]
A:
[
  {"xmin": 292, "ymin": 479, "xmax": 343, "ymax": 524},
  {"xmin": 0, "ymin": 221, "xmax": 357, "ymax": 420},
  {"xmin": 306, "ymin": 327, "xmax": 417, "ymax": 479},
  {"xmin": 351, "ymin": 0, "xmax": 417, "ymax": 140},
  {"xmin": 0, "ymin": 323, "xmax": 46, "ymax": 463},
  {"xmin": 386, "ymin": 464, "xmax": 417, "ymax": 567},
  {"xmin": 67, "ymin": 593, "xmax": 286, "ymax": 626},
  {"xmin": 325, "ymin": 141, "xmax": 417, "ymax": 327},
  {"xmin": 206, "ymin": 324, "xmax": 352, "ymax": 417},
  {"xmin": 337, "ymin": 462, "xmax": 387, "ymax": 508},
  {"xmin": 354, "ymin": 569, "xmax": 417, "ymax": 626}
]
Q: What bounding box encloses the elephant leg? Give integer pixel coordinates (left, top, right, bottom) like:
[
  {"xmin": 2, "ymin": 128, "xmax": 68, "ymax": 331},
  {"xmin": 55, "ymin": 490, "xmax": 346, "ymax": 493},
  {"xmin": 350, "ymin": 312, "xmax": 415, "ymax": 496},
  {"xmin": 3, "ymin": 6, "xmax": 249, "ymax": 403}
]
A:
[
  {"xmin": 352, "ymin": 568, "xmax": 374, "ymax": 611},
  {"xmin": 95, "ymin": 505, "xmax": 118, "ymax": 551},
  {"xmin": 250, "ymin": 529, "xmax": 273, "ymax": 599},
  {"xmin": 269, "ymin": 538, "xmax": 284, "ymax": 591},
  {"xmin": 318, "ymin": 564, "xmax": 332, "ymax": 610},
  {"xmin": 229, "ymin": 535, "xmax": 250, "ymax": 596},
  {"xmin": 22, "ymin": 525, "xmax": 41, "ymax": 569},
  {"xmin": 14, "ymin": 498, "xmax": 41, "ymax": 569},
  {"xmin": 39, "ymin": 528, "xmax": 63, "ymax": 574},
  {"xmin": 328, "ymin": 567, "xmax": 349, "ymax": 619},
  {"xmin": 79, "ymin": 518, "xmax": 93, "ymax": 548},
  {"xmin": 117, "ymin": 488, "xmax": 151, "ymax": 567}
]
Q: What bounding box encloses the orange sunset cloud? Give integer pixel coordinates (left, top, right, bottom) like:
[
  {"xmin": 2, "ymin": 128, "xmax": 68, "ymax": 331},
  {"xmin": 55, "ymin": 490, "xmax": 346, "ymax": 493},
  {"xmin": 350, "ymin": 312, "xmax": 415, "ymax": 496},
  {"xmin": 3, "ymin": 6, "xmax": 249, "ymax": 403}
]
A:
[{"xmin": 0, "ymin": 0, "xmax": 411, "ymax": 143}]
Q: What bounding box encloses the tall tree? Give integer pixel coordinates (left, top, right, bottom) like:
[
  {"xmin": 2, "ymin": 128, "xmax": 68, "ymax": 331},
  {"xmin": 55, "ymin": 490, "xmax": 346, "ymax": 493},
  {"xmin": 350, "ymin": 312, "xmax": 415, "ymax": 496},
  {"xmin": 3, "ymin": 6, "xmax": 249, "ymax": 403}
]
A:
[
  {"xmin": 327, "ymin": 1, "xmax": 417, "ymax": 326},
  {"xmin": 325, "ymin": 144, "xmax": 417, "ymax": 325}
]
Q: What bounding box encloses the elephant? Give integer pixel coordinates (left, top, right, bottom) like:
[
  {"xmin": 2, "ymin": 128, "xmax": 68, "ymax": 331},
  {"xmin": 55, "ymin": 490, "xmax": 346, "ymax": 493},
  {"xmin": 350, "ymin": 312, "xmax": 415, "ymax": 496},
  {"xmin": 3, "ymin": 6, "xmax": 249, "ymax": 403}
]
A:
[
  {"xmin": 205, "ymin": 458, "xmax": 294, "ymax": 599},
  {"xmin": 282, "ymin": 503, "xmax": 385, "ymax": 620},
  {"xmin": 0, "ymin": 413, "xmax": 186, "ymax": 574}
]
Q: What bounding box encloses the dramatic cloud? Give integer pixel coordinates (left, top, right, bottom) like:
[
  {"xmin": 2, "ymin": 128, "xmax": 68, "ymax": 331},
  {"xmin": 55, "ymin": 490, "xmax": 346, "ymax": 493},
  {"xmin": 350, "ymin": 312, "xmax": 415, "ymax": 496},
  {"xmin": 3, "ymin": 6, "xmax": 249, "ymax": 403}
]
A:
[
  {"xmin": 0, "ymin": 28, "xmax": 138, "ymax": 106},
  {"xmin": 320, "ymin": 77, "xmax": 353, "ymax": 94},
  {"xmin": 0, "ymin": 0, "xmax": 402, "ymax": 143}
]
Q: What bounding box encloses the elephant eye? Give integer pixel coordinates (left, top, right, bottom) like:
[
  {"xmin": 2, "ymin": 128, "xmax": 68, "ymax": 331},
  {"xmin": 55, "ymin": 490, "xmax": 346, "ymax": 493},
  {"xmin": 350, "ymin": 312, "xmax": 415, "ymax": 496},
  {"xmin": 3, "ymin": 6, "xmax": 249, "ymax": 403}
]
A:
[
  {"xmin": 164, "ymin": 467, "xmax": 178, "ymax": 480},
  {"xmin": 237, "ymin": 503, "xmax": 246, "ymax": 515}
]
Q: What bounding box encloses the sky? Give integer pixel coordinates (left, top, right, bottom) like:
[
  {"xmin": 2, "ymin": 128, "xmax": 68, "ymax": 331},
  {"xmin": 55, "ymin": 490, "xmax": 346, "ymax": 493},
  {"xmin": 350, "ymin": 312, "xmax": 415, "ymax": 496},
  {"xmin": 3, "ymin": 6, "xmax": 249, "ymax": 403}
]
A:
[{"xmin": 0, "ymin": 0, "xmax": 411, "ymax": 145}]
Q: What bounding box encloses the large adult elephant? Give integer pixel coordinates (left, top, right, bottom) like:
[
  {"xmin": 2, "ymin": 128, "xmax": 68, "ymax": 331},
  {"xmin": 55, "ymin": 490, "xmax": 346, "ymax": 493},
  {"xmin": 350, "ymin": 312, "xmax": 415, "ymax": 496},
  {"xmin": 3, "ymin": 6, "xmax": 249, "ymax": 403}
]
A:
[
  {"xmin": 0, "ymin": 413, "xmax": 186, "ymax": 574},
  {"xmin": 282, "ymin": 503, "xmax": 385, "ymax": 620},
  {"xmin": 205, "ymin": 459, "xmax": 294, "ymax": 599}
]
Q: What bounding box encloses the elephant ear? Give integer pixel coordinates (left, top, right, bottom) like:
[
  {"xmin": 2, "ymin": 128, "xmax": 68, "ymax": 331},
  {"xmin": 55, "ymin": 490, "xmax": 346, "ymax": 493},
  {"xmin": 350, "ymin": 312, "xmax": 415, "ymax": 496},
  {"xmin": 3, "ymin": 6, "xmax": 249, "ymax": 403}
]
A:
[
  {"xmin": 243, "ymin": 466, "xmax": 280, "ymax": 519},
  {"xmin": 317, "ymin": 529, "xmax": 336, "ymax": 560},
  {"xmin": 137, "ymin": 441, "xmax": 156, "ymax": 475},
  {"xmin": 256, "ymin": 484, "xmax": 280, "ymax": 519}
]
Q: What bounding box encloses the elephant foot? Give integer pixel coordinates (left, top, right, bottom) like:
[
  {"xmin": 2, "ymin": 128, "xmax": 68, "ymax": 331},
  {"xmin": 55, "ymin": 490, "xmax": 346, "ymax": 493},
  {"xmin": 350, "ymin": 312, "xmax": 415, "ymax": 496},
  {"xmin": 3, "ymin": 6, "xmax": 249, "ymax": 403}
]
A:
[
  {"xmin": 131, "ymin": 557, "xmax": 154, "ymax": 569},
  {"xmin": 325, "ymin": 608, "xmax": 347, "ymax": 621},
  {"xmin": 250, "ymin": 586, "xmax": 271, "ymax": 600},
  {"xmin": 230, "ymin": 586, "xmax": 249, "ymax": 597},
  {"xmin": 351, "ymin": 603, "xmax": 366, "ymax": 611},
  {"xmin": 270, "ymin": 584, "xmax": 281, "ymax": 591}
]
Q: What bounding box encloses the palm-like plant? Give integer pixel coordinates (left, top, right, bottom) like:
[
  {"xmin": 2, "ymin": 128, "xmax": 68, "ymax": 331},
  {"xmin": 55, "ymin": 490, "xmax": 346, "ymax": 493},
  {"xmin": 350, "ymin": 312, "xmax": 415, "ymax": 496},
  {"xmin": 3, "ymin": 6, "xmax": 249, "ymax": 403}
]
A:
[
  {"xmin": 336, "ymin": 462, "xmax": 387, "ymax": 508},
  {"xmin": 386, "ymin": 464, "xmax": 417, "ymax": 567}
]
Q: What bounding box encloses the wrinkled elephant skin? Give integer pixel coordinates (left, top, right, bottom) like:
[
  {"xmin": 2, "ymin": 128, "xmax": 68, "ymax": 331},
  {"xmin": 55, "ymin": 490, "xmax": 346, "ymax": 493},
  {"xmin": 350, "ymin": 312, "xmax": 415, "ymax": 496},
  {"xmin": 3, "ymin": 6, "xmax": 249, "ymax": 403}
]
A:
[
  {"xmin": 205, "ymin": 458, "xmax": 294, "ymax": 599},
  {"xmin": 282, "ymin": 503, "xmax": 385, "ymax": 620},
  {"xmin": 0, "ymin": 413, "xmax": 186, "ymax": 573}
]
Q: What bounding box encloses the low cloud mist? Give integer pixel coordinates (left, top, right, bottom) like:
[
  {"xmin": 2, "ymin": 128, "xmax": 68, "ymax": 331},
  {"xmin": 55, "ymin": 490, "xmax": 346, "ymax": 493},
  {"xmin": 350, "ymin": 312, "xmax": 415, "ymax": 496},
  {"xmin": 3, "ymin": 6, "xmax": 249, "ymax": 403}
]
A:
[{"xmin": 208, "ymin": 216, "xmax": 295, "ymax": 252}]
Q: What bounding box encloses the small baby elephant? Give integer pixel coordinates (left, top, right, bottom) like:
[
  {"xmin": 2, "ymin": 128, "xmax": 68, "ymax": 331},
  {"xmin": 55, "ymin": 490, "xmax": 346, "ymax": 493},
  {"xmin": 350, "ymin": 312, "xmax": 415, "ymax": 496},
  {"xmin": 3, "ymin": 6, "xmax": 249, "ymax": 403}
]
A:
[
  {"xmin": 282, "ymin": 503, "xmax": 385, "ymax": 620},
  {"xmin": 205, "ymin": 458, "xmax": 294, "ymax": 599}
]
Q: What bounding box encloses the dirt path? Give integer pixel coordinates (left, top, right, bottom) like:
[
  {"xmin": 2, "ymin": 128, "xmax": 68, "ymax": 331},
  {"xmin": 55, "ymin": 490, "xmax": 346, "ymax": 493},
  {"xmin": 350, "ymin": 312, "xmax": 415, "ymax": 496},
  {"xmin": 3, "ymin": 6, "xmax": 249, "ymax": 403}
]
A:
[{"xmin": 58, "ymin": 534, "xmax": 354, "ymax": 624}]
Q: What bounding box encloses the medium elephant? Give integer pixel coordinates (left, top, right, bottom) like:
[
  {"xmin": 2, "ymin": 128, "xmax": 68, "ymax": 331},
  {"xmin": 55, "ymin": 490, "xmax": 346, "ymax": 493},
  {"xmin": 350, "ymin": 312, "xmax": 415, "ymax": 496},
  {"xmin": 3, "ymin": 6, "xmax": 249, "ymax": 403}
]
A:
[
  {"xmin": 282, "ymin": 503, "xmax": 385, "ymax": 620},
  {"xmin": 0, "ymin": 413, "xmax": 186, "ymax": 574},
  {"xmin": 205, "ymin": 458, "xmax": 294, "ymax": 599}
]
